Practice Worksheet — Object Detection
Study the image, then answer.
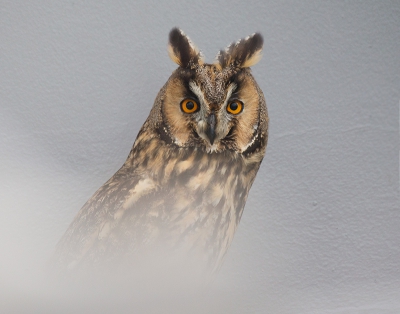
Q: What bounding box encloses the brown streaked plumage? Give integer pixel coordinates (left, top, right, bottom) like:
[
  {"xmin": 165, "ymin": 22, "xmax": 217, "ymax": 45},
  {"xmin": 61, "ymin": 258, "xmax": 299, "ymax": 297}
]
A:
[{"xmin": 52, "ymin": 28, "xmax": 268, "ymax": 277}]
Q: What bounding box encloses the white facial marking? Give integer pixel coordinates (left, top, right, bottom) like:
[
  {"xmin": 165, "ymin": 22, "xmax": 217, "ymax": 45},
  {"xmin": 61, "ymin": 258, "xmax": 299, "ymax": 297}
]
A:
[
  {"xmin": 241, "ymin": 131, "xmax": 258, "ymax": 153},
  {"xmin": 188, "ymin": 81, "xmax": 240, "ymax": 152},
  {"xmin": 189, "ymin": 81, "xmax": 207, "ymax": 108}
]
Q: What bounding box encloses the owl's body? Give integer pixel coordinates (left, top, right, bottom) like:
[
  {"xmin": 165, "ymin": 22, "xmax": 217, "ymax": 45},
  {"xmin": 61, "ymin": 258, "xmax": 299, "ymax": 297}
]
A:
[{"xmin": 53, "ymin": 29, "xmax": 268, "ymax": 277}]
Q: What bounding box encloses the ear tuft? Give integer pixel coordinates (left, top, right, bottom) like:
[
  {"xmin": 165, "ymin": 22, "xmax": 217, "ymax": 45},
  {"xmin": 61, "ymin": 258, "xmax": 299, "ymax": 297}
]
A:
[
  {"xmin": 168, "ymin": 28, "xmax": 203, "ymax": 68},
  {"xmin": 216, "ymin": 33, "xmax": 263, "ymax": 69}
]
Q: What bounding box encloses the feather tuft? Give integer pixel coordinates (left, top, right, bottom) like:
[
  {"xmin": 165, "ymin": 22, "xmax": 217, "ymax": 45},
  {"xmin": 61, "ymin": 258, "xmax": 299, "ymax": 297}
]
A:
[
  {"xmin": 168, "ymin": 28, "xmax": 204, "ymax": 68},
  {"xmin": 215, "ymin": 33, "xmax": 263, "ymax": 69}
]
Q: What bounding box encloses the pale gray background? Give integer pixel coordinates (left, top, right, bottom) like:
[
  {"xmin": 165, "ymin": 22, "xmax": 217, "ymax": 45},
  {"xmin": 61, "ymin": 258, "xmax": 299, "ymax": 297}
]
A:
[{"xmin": 1, "ymin": 1, "xmax": 399, "ymax": 313}]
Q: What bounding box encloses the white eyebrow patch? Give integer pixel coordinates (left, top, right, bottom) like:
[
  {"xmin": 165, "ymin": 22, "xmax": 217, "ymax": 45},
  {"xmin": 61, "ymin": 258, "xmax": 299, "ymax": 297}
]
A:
[
  {"xmin": 188, "ymin": 81, "xmax": 237, "ymax": 116},
  {"xmin": 189, "ymin": 81, "xmax": 207, "ymax": 106},
  {"xmin": 223, "ymin": 83, "xmax": 237, "ymax": 106}
]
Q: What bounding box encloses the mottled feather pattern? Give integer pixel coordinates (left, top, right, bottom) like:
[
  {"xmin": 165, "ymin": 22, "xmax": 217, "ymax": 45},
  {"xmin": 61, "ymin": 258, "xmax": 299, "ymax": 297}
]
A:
[{"xmin": 52, "ymin": 28, "xmax": 268, "ymax": 278}]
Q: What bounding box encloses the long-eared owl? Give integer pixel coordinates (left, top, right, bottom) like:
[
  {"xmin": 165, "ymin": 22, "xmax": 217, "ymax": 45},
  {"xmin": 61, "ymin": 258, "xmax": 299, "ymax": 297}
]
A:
[{"xmin": 52, "ymin": 28, "xmax": 268, "ymax": 278}]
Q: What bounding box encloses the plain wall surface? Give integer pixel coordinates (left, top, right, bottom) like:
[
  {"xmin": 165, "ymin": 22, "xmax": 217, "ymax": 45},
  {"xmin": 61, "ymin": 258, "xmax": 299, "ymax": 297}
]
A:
[{"xmin": 1, "ymin": 1, "xmax": 399, "ymax": 313}]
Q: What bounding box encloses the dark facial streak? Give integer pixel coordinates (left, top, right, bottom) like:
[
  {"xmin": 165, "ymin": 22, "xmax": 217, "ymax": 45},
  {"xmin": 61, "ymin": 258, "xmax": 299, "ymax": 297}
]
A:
[{"xmin": 206, "ymin": 113, "xmax": 216, "ymax": 145}]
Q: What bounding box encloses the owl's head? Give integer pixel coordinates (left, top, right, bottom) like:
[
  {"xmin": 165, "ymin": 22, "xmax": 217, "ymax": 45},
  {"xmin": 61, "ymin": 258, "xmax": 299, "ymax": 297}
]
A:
[{"xmin": 151, "ymin": 28, "xmax": 268, "ymax": 157}]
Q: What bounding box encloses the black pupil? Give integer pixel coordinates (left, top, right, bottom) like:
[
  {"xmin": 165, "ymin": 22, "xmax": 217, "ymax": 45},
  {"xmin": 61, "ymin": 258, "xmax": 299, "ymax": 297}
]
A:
[
  {"xmin": 230, "ymin": 102, "xmax": 238, "ymax": 111},
  {"xmin": 186, "ymin": 101, "xmax": 194, "ymax": 110}
]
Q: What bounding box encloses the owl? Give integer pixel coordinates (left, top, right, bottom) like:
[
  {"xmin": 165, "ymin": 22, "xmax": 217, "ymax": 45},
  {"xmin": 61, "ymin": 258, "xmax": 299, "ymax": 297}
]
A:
[{"xmin": 52, "ymin": 28, "xmax": 268, "ymax": 279}]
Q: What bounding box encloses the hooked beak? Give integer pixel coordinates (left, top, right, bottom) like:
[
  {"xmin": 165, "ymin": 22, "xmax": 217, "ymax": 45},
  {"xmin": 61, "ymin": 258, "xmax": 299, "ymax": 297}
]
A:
[{"xmin": 205, "ymin": 113, "xmax": 216, "ymax": 145}]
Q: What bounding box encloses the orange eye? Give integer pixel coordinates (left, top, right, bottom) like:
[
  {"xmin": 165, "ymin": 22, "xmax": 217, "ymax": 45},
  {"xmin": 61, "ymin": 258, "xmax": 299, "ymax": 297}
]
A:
[
  {"xmin": 226, "ymin": 100, "xmax": 243, "ymax": 115},
  {"xmin": 180, "ymin": 99, "xmax": 199, "ymax": 114}
]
